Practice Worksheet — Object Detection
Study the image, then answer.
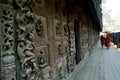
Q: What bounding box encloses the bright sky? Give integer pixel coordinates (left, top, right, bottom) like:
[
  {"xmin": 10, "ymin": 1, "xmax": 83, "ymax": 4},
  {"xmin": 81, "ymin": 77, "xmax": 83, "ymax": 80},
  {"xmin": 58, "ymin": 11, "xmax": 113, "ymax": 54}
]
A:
[
  {"xmin": 103, "ymin": 0, "xmax": 120, "ymax": 32},
  {"xmin": 104, "ymin": 0, "xmax": 120, "ymax": 18}
]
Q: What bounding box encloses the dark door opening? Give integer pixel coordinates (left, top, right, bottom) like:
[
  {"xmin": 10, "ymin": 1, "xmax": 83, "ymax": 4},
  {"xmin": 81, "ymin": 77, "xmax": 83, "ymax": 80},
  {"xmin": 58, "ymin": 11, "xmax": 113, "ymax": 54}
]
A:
[{"xmin": 74, "ymin": 19, "xmax": 82, "ymax": 64}]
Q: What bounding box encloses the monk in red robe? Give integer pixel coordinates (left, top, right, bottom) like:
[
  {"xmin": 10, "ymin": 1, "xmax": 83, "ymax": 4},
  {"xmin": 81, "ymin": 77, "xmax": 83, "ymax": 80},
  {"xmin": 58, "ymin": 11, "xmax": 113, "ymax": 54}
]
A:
[
  {"xmin": 100, "ymin": 35, "xmax": 105, "ymax": 47},
  {"xmin": 0, "ymin": 77, "xmax": 2, "ymax": 80},
  {"xmin": 105, "ymin": 33, "xmax": 111, "ymax": 49}
]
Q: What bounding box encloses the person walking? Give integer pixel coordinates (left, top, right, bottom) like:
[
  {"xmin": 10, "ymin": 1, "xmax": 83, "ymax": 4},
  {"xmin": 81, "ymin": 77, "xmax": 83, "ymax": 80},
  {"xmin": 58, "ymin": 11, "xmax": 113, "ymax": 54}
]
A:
[
  {"xmin": 105, "ymin": 33, "xmax": 111, "ymax": 49},
  {"xmin": 100, "ymin": 35, "xmax": 105, "ymax": 48}
]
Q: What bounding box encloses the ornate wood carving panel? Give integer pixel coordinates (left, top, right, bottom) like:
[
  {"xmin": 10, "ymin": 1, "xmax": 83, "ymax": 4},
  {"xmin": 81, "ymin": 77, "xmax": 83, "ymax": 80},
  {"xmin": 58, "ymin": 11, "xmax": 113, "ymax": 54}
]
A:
[
  {"xmin": 52, "ymin": 12, "xmax": 70, "ymax": 80},
  {"xmin": 0, "ymin": 5, "xmax": 16, "ymax": 80},
  {"xmin": 16, "ymin": 0, "xmax": 50, "ymax": 80},
  {"xmin": 0, "ymin": 0, "xmax": 101, "ymax": 80}
]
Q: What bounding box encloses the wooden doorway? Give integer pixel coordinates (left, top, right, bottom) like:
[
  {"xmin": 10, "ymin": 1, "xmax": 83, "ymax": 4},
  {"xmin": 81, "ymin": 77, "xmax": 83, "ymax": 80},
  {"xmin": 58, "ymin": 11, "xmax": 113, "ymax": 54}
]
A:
[{"xmin": 74, "ymin": 19, "xmax": 82, "ymax": 64}]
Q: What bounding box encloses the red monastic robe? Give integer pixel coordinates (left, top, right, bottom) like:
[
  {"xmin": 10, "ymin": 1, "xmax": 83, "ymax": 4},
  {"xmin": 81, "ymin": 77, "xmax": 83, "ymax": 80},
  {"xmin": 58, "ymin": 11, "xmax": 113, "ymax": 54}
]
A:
[
  {"xmin": 100, "ymin": 36, "xmax": 105, "ymax": 46},
  {"xmin": 105, "ymin": 36, "xmax": 111, "ymax": 48}
]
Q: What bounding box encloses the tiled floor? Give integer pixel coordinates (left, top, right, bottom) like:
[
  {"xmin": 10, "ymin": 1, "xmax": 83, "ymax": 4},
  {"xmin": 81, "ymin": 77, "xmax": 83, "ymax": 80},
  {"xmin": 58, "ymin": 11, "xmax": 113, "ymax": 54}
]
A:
[{"xmin": 74, "ymin": 42, "xmax": 120, "ymax": 80}]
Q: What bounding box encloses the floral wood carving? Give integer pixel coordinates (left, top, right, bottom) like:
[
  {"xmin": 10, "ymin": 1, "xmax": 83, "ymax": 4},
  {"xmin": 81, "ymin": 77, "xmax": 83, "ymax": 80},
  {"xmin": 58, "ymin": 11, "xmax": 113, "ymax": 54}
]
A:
[{"xmin": 1, "ymin": 6, "xmax": 16, "ymax": 80}]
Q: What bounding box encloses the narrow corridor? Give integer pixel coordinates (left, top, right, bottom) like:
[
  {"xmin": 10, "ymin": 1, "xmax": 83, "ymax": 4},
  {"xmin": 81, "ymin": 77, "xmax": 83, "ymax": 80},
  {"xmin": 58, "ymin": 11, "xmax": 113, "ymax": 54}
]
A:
[{"xmin": 74, "ymin": 41, "xmax": 120, "ymax": 80}]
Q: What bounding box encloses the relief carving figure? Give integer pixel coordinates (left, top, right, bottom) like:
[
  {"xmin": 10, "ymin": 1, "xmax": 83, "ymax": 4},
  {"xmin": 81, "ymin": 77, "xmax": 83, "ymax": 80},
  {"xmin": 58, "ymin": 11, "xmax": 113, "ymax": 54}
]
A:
[
  {"xmin": 18, "ymin": 33, "xmax": 37, "ymax": 69},
  {"xmin": 24, "ymin": 33, "xmax": 36, "ymax": 65},
  {"xmin": 35, "ymin": 18, "xmax": 44, "ymax": 36},
  {"xmin": 17, "ymin": 25, "xmax": 38, "ymax": 80},
  {"xmin": 17, "ymin": 37, "xmax": 26, "ymax": 63},
  {"xmin": 37, "ymin": 50, "xmax": 47, "ymax": 68},
  {"xmin": 16, "ymin": 0, "xmax": 39, "ymax": 79}
]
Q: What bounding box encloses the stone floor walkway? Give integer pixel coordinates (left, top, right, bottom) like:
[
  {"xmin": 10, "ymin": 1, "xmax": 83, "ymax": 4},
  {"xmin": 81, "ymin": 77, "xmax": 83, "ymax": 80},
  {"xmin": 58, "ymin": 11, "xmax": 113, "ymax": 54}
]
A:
[{"xmin": 74, "ymin": 42, "xmax": 120, "ymax": 80}]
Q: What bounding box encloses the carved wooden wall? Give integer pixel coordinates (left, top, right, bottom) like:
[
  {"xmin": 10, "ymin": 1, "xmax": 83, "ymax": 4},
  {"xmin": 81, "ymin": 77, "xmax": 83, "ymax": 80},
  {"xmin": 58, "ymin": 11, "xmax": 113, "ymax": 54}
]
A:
[{"xmin": 0, "ymin": 0, "xmax": 100, "ymax": 80}]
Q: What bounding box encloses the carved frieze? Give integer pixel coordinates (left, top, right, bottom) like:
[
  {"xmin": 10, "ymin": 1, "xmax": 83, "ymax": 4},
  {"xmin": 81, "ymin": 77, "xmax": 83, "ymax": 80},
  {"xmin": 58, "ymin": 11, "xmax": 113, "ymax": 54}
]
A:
[
  {"xmin": 16, "ymin": 0, "xmax": 39, "ymax": 79},
  {"xmin": 0, "ymin": 6, "xmax": 16, "ymax": 80},
  {"xmin": 16, "ymin": 0, "xmax": 51, "ymax": 80},
  {"xmin": 17, "ymin": 27, "xmax": 38, "ymax": 80}
]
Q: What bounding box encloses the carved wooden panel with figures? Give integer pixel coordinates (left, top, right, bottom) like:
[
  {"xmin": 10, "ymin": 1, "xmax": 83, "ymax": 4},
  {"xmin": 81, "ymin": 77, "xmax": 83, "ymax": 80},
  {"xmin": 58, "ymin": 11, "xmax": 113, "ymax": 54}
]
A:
[
  {"xmin": 16, "ymin": 0, "xmax": 50, "ymax": 80},
  {"xmin": 0, "ymin": 0, "xmax": 102, "ymax": 80}
]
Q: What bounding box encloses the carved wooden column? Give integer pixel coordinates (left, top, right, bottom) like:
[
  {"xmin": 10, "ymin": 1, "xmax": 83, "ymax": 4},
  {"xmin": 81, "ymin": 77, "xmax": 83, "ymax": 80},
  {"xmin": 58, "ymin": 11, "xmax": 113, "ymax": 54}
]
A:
[
  {"xmin": 67, "ymin": 22, "xmax": 76, "ymax": 73},
  {"xmin": 0, "ymin": 2, "xmax": 16, "ymax": 80}
]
